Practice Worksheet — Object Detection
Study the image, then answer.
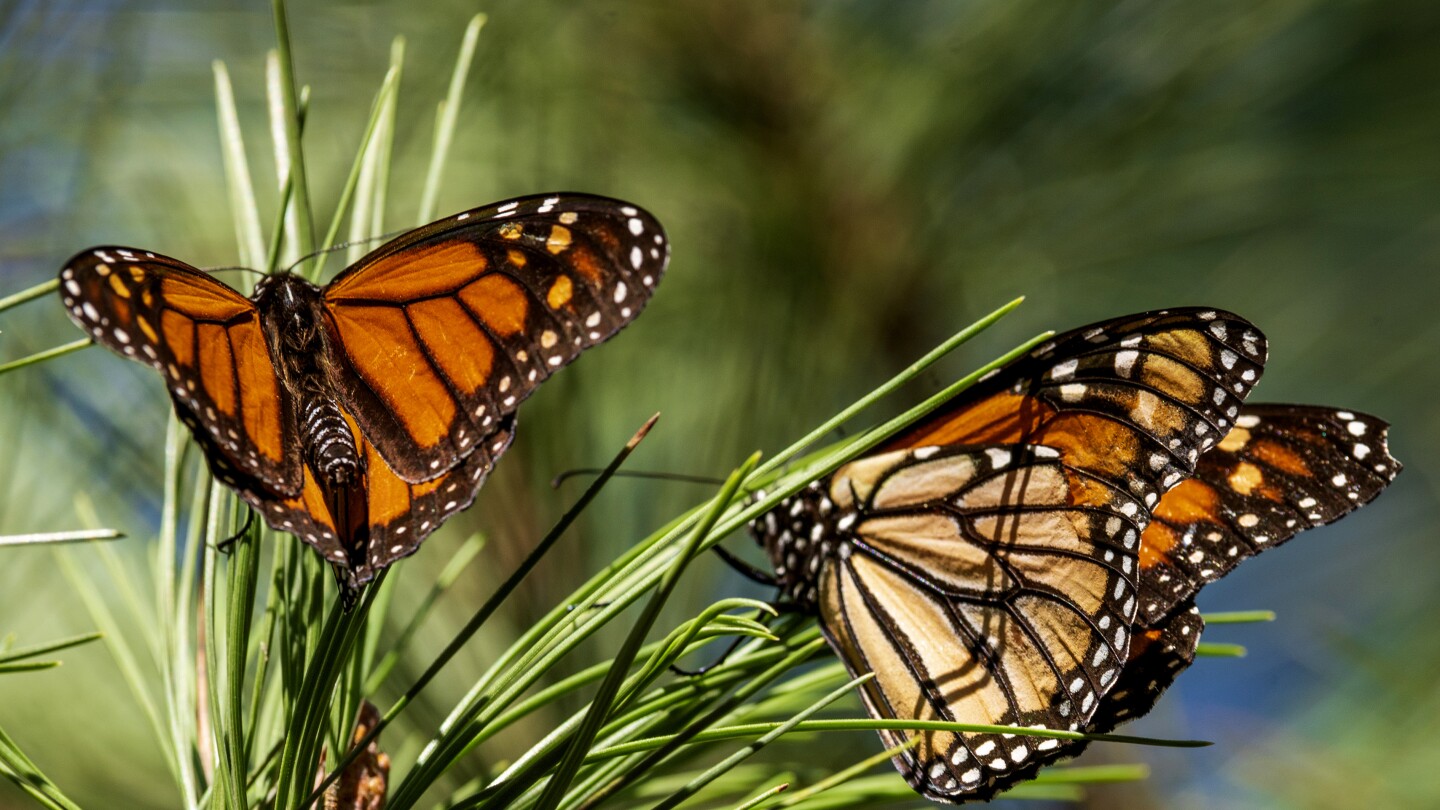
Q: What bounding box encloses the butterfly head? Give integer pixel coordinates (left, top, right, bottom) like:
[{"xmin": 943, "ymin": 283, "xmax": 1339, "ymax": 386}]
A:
[{"xmin": 252, "ymin": 273, "xmax": 328, "ymax": 354}]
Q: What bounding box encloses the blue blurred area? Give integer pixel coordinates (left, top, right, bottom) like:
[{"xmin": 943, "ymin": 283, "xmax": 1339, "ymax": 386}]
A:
[{"xmin": 1, "ymin": 2, "xmax": 1436, "ymax": 807}]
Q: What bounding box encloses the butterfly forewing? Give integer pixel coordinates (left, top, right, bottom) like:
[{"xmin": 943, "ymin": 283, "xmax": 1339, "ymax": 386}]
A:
[
  {"xmin": 887, "ymin": 308, "xmax": 1268, "ymax": 510},
  {"xmin": 323, "ymin": 193, "xmax": 668, "ymax": 483},
  {"xmin": 59, "ymin": 249, "xmax": 303, "ymax": 496},
  {"xmin": 794, "ymin": 445, "xmax": 1146, "ymax": 802},
  {"xmin": 1136, "ymin": 404, "xmax": 1400, "ymax": 624}
]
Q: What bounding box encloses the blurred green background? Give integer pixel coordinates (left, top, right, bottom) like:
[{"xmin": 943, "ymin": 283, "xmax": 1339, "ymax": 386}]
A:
[{"xmin": 1, "ymin": 0, "xmax": 1437, "ymax": 807}]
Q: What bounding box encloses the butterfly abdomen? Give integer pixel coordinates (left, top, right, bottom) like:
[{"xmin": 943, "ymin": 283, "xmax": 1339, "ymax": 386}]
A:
[{"xmin": 253, "ymin": 274, "xmax": 371, "ymax": 564}]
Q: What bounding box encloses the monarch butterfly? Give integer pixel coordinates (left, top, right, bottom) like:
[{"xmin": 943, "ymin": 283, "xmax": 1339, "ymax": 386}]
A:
[
  {"xmin": 749, "ymin": 308, "xmax": 1399, "ymax": 803},
  {"xmin": 60, "ymin": 193, "xmax": 668, "ymax": 597}
]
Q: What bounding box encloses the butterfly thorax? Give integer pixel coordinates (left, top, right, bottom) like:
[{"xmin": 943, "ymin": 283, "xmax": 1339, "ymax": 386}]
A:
[
  {"xmin": 252, "ymin": 274, "xmax": 365, "ymax": 488},
  {"xmin": 751, "ymin": 481, "xmax": 852, "ymax": 611}
]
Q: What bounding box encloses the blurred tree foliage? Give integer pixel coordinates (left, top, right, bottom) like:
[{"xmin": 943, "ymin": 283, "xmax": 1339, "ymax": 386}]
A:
[{"xmin": 0, "ymin": 1, "xmax": 1436, "ymax": 807}]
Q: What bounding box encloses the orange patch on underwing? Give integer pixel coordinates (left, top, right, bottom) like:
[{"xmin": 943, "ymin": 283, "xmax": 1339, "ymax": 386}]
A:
[
  {"xmin": 507, "ymin": 249, "xmax": 527, "ymax": 268},
  {"xmin": 1127, "ymin": 626, "xmax": 1167, "ymax": 662},
  {"xmin": 231, "ymin": 321, "xmax": 286, "ymax": 463},
  {"xmin": 884, "ymin": 391, "xmax": 1053, "ymax": 451},
  {"xmin": 136, "ymin": 315, "xmax": 159, "ymax": 344},
  {"xmin": 411, "ymin": 476, "xmax": 446, "ymax": 498},
  {"xmin": 107, "ymin": 273, "xmax": 131, "ymax": 298},
  {"xmin": 1139, "ymin": 521, "xmax": 1180, "ymax": 569},
  {"xmin": 1152, "ymin": 478, "xmax": 1221, "ymax": 525},
  {"xmin": 141, "ymin": 288, "xmax": 154, "ymax": 307},
  {"xmin": 547, "ymin": 275, "xmax": 574, "ymax": 309},
  {"xmin": 285, "ymin": 467, "xmax": 337, "ymax": 532},
  {"xmin": 327, "ymin": 240, "xmax": 487, "ymax": 301},
  {"xmin": 546, "ymin": 225, "xmax": 572, "ymax": 254},
  {"xmin": 565, "ymin": 245, "xmax": 604, "ymax": 282},
  {"xmin": 499, "ymin": 222, "xmax": 523, "ymax": 240},
  {"xmin": 162, "ymin": 310, "xmax": 195, "ymax": 366},
  {"xmin": 329, "ymin": 306, "xmax": 456, "ymax": 449},
  {"xmin": 460, "ymin": 275, "xmax": 528, "ymax": 337},
  {"xmin": 1250, "ymin": 439, "xmax": 1311, "ymax": 476},
  {"xmin": 1226, "ymin": 461, "xmax": 1264, "ymax": 496},
  {"xmin": 1035, "ymin": 412, "xmax": 1141, "ymax": 479},
  {"xmin": 197, "ymin": 323, "xmax": 237, "ymax": 415},
  {"xmin": 127, "ymin": 265, "xmax": 145, "ymax": 282},
  {"xmin": 1067, "ymin": 474, "xmax": 1123, "ymax": 510},
  {"xmin": 1145, "ymin": 329, "xmax": 1212, "ymax": 370},
  {"xmin": 364, "ymin": 440, "xmax": 413, "ymax": 525},
  {"xmin": 1217, "ymin": 426, "xmax": 1251, "ymax": 453},
  {"xmin": 407, "ymin": 295, "xmax": 496, "ymax": 394},
  {"xmin": 1136, "ymin": 354, "xmax": 1205, "ymax": 403}
]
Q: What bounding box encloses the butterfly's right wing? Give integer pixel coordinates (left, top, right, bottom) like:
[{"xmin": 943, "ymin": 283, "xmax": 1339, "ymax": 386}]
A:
[
  {"xmin": 322, "ymin": 193, "xmax": 668, "ymax": 483},
  {"xmin": 1055, "ymin": 405, "xmax": 1399, "ymax": 755},
  {"xmin": 1136, "ymin": 405, "xmax": 1400, "ymax": 624},
  {"xmin": 59, "ymin": 248, "xmax": 302, "ymax": 497}
]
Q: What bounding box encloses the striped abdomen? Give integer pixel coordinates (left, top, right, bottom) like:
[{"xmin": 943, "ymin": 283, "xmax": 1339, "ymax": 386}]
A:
[{"xmin": 299, "ymin": 380, "xmax": 361, "ymax": 484}]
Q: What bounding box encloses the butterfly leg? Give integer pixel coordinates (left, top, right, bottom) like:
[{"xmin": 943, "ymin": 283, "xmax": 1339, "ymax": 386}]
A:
[
  {"xmin": 711, "ymin": 544, "xmax": 777, "ymax": 586},
  {"xmin": 215, "ymin": 506, "xmax": 256, "ymax": 553}
]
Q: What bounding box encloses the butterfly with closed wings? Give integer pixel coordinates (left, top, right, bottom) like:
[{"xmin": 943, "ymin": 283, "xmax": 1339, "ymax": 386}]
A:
[
  {"xmin": 749, "ymin": 308, "xmax": 1398, "ymax": 803},
  {"xmin": 60, "ymin": 193, "xmax": 668, "ymax": 599}
]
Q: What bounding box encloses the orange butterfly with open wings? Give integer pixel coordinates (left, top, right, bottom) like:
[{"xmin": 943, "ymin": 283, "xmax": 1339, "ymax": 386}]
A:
[{"xmin": 60, "ymin": 193, "xmax": 668, "ymax": 597}]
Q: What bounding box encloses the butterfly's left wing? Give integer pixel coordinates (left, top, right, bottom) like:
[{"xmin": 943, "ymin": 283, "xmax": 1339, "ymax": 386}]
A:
[
  {"xmin": 58, "ymin": 249, "xmax": 303, "ymax": 497},
  {"xmin": 1136, "ymin": 404, "xmax": 1400, "ymax": 624},
  {"xmin": 1043, "ymin": 405, "xmax": 1399, "ymax": 761},
  {"xmin": 322, "ymin": 193, "xmax": 668, "ymax": 483},
  {"xmin": 809, "ymin": 444, "xmax": 1148, "ymax": 803}
]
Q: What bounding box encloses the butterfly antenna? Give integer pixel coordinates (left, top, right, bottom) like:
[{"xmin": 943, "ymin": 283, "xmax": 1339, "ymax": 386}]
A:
[
  {"xmin": 207, "ymin": 265, "xmax": 269, "ymax": 278},
  {"xmin": 549, "ymin": 468, "xmax": 726, "ymax": 489},
  {"xmin": 711, "ymin": 544, "xmax": 777, "ymax": 587},
  {"xmin": 281, "ymin": 226, "xmax": 414, "ymax": 276}
]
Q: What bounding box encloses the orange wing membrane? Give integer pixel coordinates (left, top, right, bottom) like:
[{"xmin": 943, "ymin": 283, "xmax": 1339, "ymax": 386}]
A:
[
  {"xmin": 60, "ymin": 193, "xmax": 669, "ymax": 597},
  {"xmin": 1137, "ymin": 404, "xmax": 1399, "ymax": 624},
  {"xmin": 750, "ymin": 308, "xmax": 1400, "ymax": 803},
  {"xmin": 324, "ymin": 193, "xmax": 668, "ymax": 482},
  {"xmin": 885, "ymin": 308, "xmax": 1269, "ymax": 510},
  {"xmin": 59, "ymin": 250, "xmax": 302, "ymax": 496}
]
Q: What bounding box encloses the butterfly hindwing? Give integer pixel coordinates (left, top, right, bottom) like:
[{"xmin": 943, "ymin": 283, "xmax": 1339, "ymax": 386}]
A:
[
  {"xmin": 770, "ymin": 444, "xmax": 1146, "ymax": 802},
  {"xmin": 59, "ymin": 249, "xmax": 302, "ymax": 496},
  {"xmin": 258, "ymin": 415, "xmax": 516, "ymax": 589},
  {"xmin": 323, "ymin": 193, "xmax": 668, "ymax": 483},
  {"xmin": 1137, "ymin": 405, "xmax": 1400, "ymax": 623}
]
